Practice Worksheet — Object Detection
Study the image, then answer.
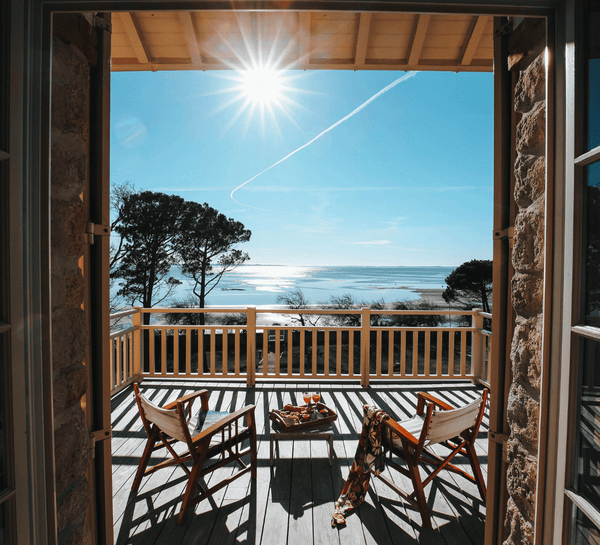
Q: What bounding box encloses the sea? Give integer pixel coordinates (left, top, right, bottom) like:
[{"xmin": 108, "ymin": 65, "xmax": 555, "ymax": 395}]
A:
[{"xmin": 126, "ymin": 264, "xmax": 456, "ymax": 308}]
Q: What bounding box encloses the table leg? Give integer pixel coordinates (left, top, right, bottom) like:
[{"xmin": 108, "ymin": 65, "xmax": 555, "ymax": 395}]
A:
[
  {"xmin": 270, "ymin": 436, "xmax": 274, "ymax": 466},
  {"xmin": 328, "ymin": 434, "xmax": 333, "ymax": 465}
]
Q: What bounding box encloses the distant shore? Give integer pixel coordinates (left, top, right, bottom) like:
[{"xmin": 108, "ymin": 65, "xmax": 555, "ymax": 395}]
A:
[{"xmin": 406, "ymin": 287, "xmax": 447, "ymax": 307}]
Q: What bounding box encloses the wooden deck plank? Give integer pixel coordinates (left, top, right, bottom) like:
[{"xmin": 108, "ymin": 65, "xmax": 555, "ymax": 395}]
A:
[{"xmin": 112, "ymin": 380, "xmax": 488, "ymax": 545}]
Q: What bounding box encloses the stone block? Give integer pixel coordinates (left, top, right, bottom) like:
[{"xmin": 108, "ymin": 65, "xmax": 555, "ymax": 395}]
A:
[
  {"xmin": 53, "ymin": 364, "xmax": 87, "ymax": 416},
  {"xmin": 57, "ymin": 479, "xmax": 90, "ymax": 532},
  {"xmin": 51, "ymin": 136, "xmax": 88, "ymax": 199},
  {"xmin": 512, "ymin": 200, "xmax": 545, "ymax": 274},
  {"xmin": 504, "ymin": 497, "xmax": 534, "ymax": 545},
  {"xmin": 514, "ymin": 53, "xmax": 545, "ymax": 114},
  {"xmin": 51, "ymin": 307, "xmax": 88, "ymax": 374},
  {"xmin": 58, "ymin": 517, "xmax": 91, "ymax": 545},
  {"xmin": 514, "ymin": 154, "xmax": 545, "ymax": 208},
  {"xmin": 507, "ymin": 383, "xmax": 539, "ymax": 447},
  {"xmin": 52, "ymin": 36, "xmax": 90, "ymax": 143},
  {"xmin": 505, "ymin": 439, "xmax": 537, "ymax": 521},
  {"xmin": 511, "ymin": 272, "xmax": 543, "ymax": 315},
  {"xmin": 52, "ymin": 271, "xmax": 67, "ymax": 311},
  {"xmin": 516, "ymin": 101, "xmax": 546, "ymax": 155},
  {"xmin": 54, "ymin": 407, "xmax": 90, "ymax": 496},
  {"xmin": 66, "ymin": 272, "xmax": 84, "ymax": 309},
  {"xmin": 510, "ymin": 315, "xmax": 542, "ymax": 391}
]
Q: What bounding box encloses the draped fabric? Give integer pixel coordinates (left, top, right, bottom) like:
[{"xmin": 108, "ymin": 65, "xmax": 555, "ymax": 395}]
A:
[{"xmin": 331, "ymin": 405, "xmax": 387, "ymax": 527}]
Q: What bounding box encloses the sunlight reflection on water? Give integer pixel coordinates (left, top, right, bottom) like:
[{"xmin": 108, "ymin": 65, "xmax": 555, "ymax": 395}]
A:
[{"xmin": 165, "ymin": 264, "xmax": 453, "ymax": 307}]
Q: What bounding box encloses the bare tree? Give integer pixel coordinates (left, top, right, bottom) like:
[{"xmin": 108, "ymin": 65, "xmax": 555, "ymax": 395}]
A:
[{"xmin": 276, "ymin": 289, "xmax": 320, "ymax": 327}]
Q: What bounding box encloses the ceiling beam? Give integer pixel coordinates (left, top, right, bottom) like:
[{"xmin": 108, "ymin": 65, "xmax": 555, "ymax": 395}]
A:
[
  {"xmin": 179, "ymin": 12, "xmax": 204, "ymax": 69},
  {"xmin": 354, "ymin": 13, "xmax": 371, "ymax": 67},
  {"xmin": 460, "ymin": 15, "xmax": 489, "ymax": 66},
  {"xmin": 407, "ymin": 14, "xmax": 431, "ymax": 66},
  {"xmin": 298, "ymin": 12, "xmax": 311, "ymax": 66},
  {"xmin": 119, "ymin": 12, "xmax": 150, "ymax": 65}
]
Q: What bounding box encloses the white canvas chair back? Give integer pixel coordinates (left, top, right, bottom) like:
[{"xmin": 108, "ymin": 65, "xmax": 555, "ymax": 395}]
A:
[
  {"xmin": 138, "ymin": 393, "xmax": 187, "ymax": 443},
  {"xmin": 425, "ymin": 396, "xmax": 483, "ymax": 445}
]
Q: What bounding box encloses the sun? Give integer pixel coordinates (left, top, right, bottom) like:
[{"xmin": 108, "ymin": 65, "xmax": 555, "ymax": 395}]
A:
[
  {"xmin": 240, "ymin": 67, "xmax": 285, "ymax": 106},
  {"xmin": 208, "ymin": 60, "xmax": 310, "ymax": 138}
]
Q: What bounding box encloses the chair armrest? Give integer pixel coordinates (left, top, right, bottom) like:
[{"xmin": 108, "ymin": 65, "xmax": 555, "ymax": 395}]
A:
[
  {"xmin": 383, "ymin": 418, "xmax": 419, "ymax": 448},
  {"xmin": 164, "ymin": 389, "xmax": 209, "ymax": 411},
  {"xmin": 191, "ymin": 404, "xmax": 256, "ymax": 443},
  {"xmin": 416, "ymin": 392, "xmax": 453, "ymax": 414}
]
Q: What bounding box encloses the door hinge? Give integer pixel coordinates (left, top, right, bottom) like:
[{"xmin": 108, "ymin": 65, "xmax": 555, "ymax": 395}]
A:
[
  {"xmin": 93, "ymin": 15, "xmax": 112, "ymax": 33},
  {"xmin": 493, "ymin": 226, "xmax": 514, "ymax": 247},
  {"xmin": 86, "ymin": 222, "xmax": 111, "ymax": 244},
  {"xmin": 489, "ymin": 431, "xmax": 510, "ymax": 463},
  {"xmin": 90, "ymin": 427, "xmax": 112, "ymax": 457},
  {"xmin": 494, "ymin": 20, "xmax": 513, "ymax": 38}
]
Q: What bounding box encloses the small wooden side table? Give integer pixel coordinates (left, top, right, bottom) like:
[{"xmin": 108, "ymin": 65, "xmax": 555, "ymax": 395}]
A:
[{"xmin": 269, "ymin": 422, "xmax": 335, "ymax": 466}]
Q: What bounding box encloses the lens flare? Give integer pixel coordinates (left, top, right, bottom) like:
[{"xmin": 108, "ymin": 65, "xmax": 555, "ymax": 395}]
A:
[{"xmin": 240, "ymin": 67, "xmax": 284, "ymax": 106}]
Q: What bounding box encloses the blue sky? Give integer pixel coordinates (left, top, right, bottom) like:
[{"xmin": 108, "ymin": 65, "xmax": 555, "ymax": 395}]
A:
[{"xmin": 110, "ymin": 68, "xmax": 493, "ymax": 267}]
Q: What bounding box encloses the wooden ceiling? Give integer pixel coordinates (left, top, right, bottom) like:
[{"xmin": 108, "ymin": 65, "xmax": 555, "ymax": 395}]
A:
[{"xmin": 111, "ymin": 11, "xmax": 494, "ymax": 72}]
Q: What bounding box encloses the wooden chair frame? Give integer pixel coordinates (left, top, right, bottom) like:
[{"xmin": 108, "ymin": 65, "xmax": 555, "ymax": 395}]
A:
[
  {"xmin": 132, "ymin": 383, "xmax": 257, "ymax": 524},
  {"xmin": 377, "ymin": 389, "xmax": 488, "ymax": 529}
]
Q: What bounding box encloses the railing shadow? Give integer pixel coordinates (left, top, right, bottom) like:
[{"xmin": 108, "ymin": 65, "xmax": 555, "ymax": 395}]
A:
[
  {"xmin": 112, "ymin": 380, "xmax": 488, "ymax": 544},
  {"xmin": 116, "ymin": 475, "xmax": 257, "ymax": 545}
]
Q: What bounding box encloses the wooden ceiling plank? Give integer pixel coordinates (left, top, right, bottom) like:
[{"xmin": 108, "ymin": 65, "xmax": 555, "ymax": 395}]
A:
[
  {"xmin": 354, "ymin": 13, "xmax": 371, "ymax": 67},
  {"xmin": 460, "ymin": 15, "xmax": 489, "ymax": 66},
  {"xmin": 119, "ymin": 12, "xmax": 150, "ymax": 65},
  {"xmin": 179, "ymin": 12, "xmax": 204, "ymax": 69},
  {"xmin": 298, "ymin": 12, "xmax": 311, "ymax": 66},
  {"xmin": 407, "ymin": 14, "xmax": 431, "ymax": 66}
]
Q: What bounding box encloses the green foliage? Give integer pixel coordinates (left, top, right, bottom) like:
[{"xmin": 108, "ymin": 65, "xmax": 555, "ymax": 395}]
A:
[
  {"xmin": 174, "ymin": 201, "xmax": 251, "ymax": 325},
  {"xmin": 217, "ymin": 314, "xmax": 248, "ymax": 326},
  {"xmin": 442, "ymin": 259, "xmax": 493, "ymax": 313},
  {"xmin": 326, "ymin": 293, "xmax": 362, "ymax": 327},
  {"xmin": 323, "ymin": 294, "xmax": 386, "ymax": 327},
  {"xmin": 391, "ymin": 300, "xmax": 444, "ymax": 327},
  {"xmin": 110, "ymin": 188, "xmax": 251, "ymax": 328},
  {"xmin": 111, "ymin": 190, "xmax": 189, "ymax": 311},
  {"xmin": 164, "ymin": 295, "xmax": 204, "ymax": 325}
]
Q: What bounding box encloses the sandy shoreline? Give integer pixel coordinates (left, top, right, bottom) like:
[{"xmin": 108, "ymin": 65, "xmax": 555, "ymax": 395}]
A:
[{"xmin": 112, "ymin": 287, "xmax": 450, "ymax": 328}]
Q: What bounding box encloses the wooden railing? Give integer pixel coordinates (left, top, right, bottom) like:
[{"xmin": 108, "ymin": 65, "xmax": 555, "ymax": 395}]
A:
[
  {"xmin": 110, "ymin": 307, "xmax": 492, "ymax": 392},
  {"xmin": 109, "ymin": 306, "xmax": 492, "ymax": 393},
  {"xmin": 109, "ymin": 308, "xmax": 141, "ymax": 394},
  {"xmin": 478, "ymin": 311, "xmax": 492, "ymax": 387}
]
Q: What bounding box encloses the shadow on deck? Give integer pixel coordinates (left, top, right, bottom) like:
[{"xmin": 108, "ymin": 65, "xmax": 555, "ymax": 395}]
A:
[{"xmin": 111, "ymin": 380, "xmax": 488, "ymax": 545}]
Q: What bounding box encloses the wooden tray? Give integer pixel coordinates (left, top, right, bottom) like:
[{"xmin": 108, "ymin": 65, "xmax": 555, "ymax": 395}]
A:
[{"xmin": 269, "ymin": 402, "xmax": 338, "ymax": 432}]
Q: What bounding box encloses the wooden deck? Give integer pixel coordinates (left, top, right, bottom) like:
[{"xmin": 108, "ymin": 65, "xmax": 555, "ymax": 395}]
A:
[{"xmin": 111, "ymin": 380, "xmax": 488, "ymax": 545}]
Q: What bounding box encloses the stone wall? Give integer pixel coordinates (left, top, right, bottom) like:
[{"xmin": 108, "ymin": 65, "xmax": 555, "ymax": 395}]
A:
[
  {"xmin": 504, "ymin": 53, "xmax": 546, "ymax": 545},
  {"xmin": 51, "ymin": 14, "xmax": 96, "ymax": 545}
]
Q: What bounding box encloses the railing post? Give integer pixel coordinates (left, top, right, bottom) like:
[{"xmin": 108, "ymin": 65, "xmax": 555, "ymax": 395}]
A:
[
  {"xmin": 246, "ymin": 306, "xmax": 256, "ymax": 387},
  {"xmin": 472, "ymin": 309, "xmax": 484, "ymax": 384},
  {"xmin": 132, "ymin": 307, "xmax": 142, "ymax": 382},
  {"xmin": 361, "ymin": 307, "xmax": 370, "ymax": 388}
]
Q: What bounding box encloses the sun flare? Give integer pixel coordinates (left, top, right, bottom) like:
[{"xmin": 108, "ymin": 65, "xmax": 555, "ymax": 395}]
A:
[
  {"xmin": 240, "ymin": 67, "xmax": 284, "ymax": 106},
  {"xmin": 208, "ymin": 59, "xmax": 309, "ymax": 138}
]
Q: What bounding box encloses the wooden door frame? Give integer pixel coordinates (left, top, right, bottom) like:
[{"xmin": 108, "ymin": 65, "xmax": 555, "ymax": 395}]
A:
[{"xmin": 13, "ymin": 1, "xmax": 567, "ymax": 544}]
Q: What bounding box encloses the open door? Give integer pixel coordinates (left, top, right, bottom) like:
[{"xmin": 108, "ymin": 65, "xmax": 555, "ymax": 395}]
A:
[{"xmin": 86, "ymin": 12, "xmax": 114, "ymax": 545}]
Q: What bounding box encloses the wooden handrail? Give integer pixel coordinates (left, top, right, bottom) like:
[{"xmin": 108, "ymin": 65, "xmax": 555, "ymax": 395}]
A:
[{"xmin": 109, "ymin": 306, "xmax": 493, "ymax": 393}]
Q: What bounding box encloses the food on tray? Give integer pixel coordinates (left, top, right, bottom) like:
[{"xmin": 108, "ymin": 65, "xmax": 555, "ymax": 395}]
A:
[{"xmin": 270, "ymin": 402, "xmax": 337, "ymax": 430}]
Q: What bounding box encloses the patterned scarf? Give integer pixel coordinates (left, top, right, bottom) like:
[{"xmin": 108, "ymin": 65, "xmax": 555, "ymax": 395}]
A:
[{"xmin": 331, "ymin": 405, "xmax": 387, "ymax": 527}]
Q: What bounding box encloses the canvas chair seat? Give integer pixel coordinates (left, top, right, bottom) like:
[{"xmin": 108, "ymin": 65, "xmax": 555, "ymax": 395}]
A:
[
  {"xmin": 132, "ymin": 383, "xmax": 257, "ymax": 524},
  {"xmin": 188, "ymin": 409, "xmax": 236, "ymax": 444},
  {"xmin": 388, "ymin": 414, "xmax": 426, "ymax": 449},
  {"xmin": 377, "ymin": 389, "xmax": 488, "ymax": 529}
]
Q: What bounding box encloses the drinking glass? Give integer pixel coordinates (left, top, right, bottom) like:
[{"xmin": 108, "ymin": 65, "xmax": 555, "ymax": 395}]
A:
[
  {"xmin": 312, "ymin": 392, "xmax": 320, "ymax": 404},
  {"xmin": 303, "ymin": 392, "xmax": 312, "ymax": 405}
]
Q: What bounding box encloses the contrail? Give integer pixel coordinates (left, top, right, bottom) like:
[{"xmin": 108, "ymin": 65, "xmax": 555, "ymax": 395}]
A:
[{"xmin": 230, "ymin": 71, "xmax": 418, "ymax": 211}]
